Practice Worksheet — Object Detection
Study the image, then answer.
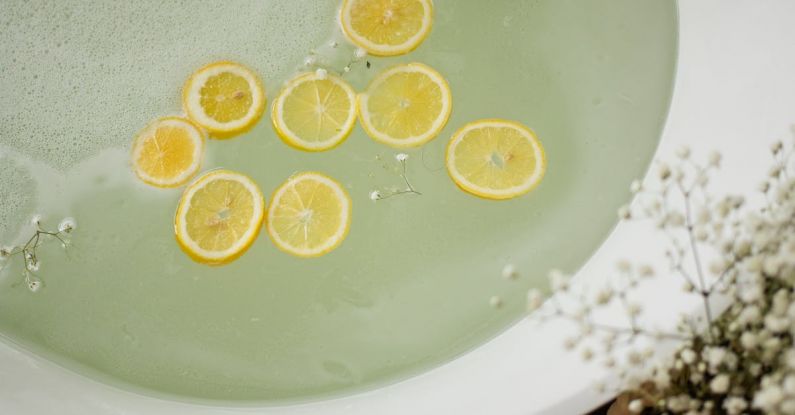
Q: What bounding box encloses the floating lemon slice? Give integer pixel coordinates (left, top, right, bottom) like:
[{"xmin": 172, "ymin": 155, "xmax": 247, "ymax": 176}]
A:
[
  {"xmin": 267, "ymin": 172, "xmax": 351, "ymax": 258},
  {"xmin": 175, "ymin": 170, "xmax": 265, "ymax": 265},
  {"xmin": 131, "ymin": 117, "xmax": 205, "ymax": 188},
  {"xmin": 340, "ymin": 0, "xmax": 433, "ymax": 56},
  {"xmin": 182, "ymin": 61, "xmax": 266, "ymax": 138},
  {"xmin": 446, "ymin": 119, "xmax": 546, "ymax": 200},
  {"xmin": 359, "ymin": 62, "xmax": 452, "ymax": 148},
  {"xmin": 271, "ymin": 71, "xmax": 357, "ymax": 152}
]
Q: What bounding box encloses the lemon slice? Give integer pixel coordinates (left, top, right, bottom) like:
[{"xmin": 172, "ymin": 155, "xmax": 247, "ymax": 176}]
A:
[
  {"xmin": 131, "ymin": 117, "xmax": 205, "ymax": 188},
  {"xmin": 446, "ymin": 119, "xmax": 546, "ymax": 200},
  {"xmin": 182, "ymin": 61, "xmax": 266, "ymax": 138},
  {"xmin": 267, "ymin": 172, "xmax": 351, "ymax": 258},
  {"xmin": 271, "ymin": 71, "xmax": 357, "ymax": 152},
  {"xmin": 340, "ymin": 0, "xmax": 433, "ymax": 56},
  {"xmin": 175, "ymin": 170, "xmax": 265, "ymax": 265},
  {"xmin": 359, "ymin": 62, "xmax": 452, "ymax": 148}
]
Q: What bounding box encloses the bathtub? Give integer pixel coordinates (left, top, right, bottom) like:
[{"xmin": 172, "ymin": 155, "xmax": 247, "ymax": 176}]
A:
[{"xmin": 2, "ymin": 1, "xmax": 795, "ymax": 414}]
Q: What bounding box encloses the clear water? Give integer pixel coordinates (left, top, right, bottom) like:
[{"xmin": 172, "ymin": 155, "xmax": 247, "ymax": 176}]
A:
[{"xmin": 0, "ymin": 0, "xmax": 678, "ymax": 404}]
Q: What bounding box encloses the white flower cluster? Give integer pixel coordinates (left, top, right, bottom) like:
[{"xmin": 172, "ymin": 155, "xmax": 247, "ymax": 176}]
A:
[
  {"xmin": 0, "ymin": 214, "xmax": 77, "ymax": 292},
  {"xmin": 525, "ymin": 133, "xmax": 795, "ymax": 414}
]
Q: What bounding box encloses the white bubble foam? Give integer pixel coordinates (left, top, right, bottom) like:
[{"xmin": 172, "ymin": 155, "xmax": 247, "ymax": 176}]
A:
[
  {"xmin": 0, "ymin": 154, "xmax": 36, "ymax": 241},
  {"xmin": 0, "ymin": 0, "xmax": 334, "ymax": 170}
]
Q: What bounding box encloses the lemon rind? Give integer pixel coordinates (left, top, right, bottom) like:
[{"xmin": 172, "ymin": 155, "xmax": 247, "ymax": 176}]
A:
[
  {"xmin": 182, "ymin": 61, "xmax": 266, "ymax": 136},
  {"xmin": 340, "ymin": 0, "xmax": 434, "ymax": 57},
  {"xmin": 266, "ymin": 172, "xmax": 352, "ymax": 258},
  {"xmin": 446, "ymin": 119, "xmax": 546, "ymax": 200},
  {"xmin": 358, "ymin": 62, "xmax": 452, "ymax": 148},
  {"xmin": 271, "ymin": 72, "xmax": 358, "ymax": 152},
  {"xmin": 131, "ymin": 116, "xmax": 205, "ymax": 188},
  {"xmin": 174, "ymin": 169, "xmax": 265, "ymax": 265}
]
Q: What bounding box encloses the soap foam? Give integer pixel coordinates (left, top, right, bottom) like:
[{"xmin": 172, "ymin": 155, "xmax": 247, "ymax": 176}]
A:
[
  {"xmin": 0, "ymin": 154, "xmax": 36, "ymax": 241},
  {"xmin": 0, "ymin": 0, "xmax": 334, "ymax": 170}
]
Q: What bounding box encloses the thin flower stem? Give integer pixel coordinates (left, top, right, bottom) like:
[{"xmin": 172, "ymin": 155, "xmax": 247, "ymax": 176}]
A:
[
  {"xmin": 678, "ymin": 182, "xmax": 714, "ymax": 330},
  {"xmin": 554, "ymin": 310, "xmax": 687, "ymax": 341},
  {"xmin": 1, "ymin": 221, "xmax": 74, "ymax": 290},
  {"xmin": 372, "ymin": 156, "xmax": 422, "ymax": 200},
  {"xmin": 377, "ymin": 189, "xmax": 421, "ymax": 200},
  {"xmin": 707, "ymin": 256, "xmax": 739, "ymax": 293},
  {"xmin": 400, "ymin": 160, "xmax": 421, "ymax": 195}
]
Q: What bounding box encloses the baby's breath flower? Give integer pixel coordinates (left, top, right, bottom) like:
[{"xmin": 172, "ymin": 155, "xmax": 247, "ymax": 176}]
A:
[
  {"xmin": 696, "ymin": 207, "xmax": 711, "ymax": 225},
  {"xmin": 628, "ymin": 399, "xmax": 644, "ymax": 413},
  {"xmin": 658, "ymin": 163, "xmax": 672, "ymax": 180},
  {"xmin": 666, "ymin": 212, "xmax": 685, "ymax": 227},
  {"xmin": 303, "ymin": 55, "xmax": 317, "ymax": 66},
  {"xmin": 58, "ymin": 217, "xmax": 76, "ymax": 233},
  {"xmin": 708, "ymin": 151, "xmax": 722, "ymax": 167},
  {"xmin": 772, "ymin": 140, "xmax": 784, "ymax": 154},
  {"xmin": 354, "ymin": 47, "xmax": 367, "ymax": 59},
  {"xmin": 681, "ymin": 348, "xmax": 697, "ymax": 364},
  {"xmin": 704, "ymin": 347, "xmax": 726, "ymax": 369},
  {"xmin": 784, "ymin": 375, "xmax": 795, "ymax": 395},
  {"xmin": 30, "ymin": 214, "xmax": 42, "ymax": 227},
  {"xmin": 627, "ymin": 350, "xmax": 643, "ymax": 366},
  {"xmin": 754, "ymin": 384, "xmax": 784, "ymax": 411},
  {"xmin": 489, "ymin": 295, "xmax": 503, "ymax": 309},
  {"xmin": 626, "ymin": 303, "xmax": 642, "ymax": 317},
  {"xmin": 675, "ymin": 145, "xmax": 691, "ymax": 160},
  {"xmin": 369, "ymin": 190, "xmax": 381, "ymax": 201},
  {"xmin": 315, "ymin": 68, "xmax": 328, "ymax": 80},
  {"xmin": 615, "ymin": 259, "xmax": 631, "ymax": 273},
  {"xmin": 27, "ymin": 278, "xmax": 41, "ymax": 292},
  {"xmin": 741, "ymin": 332, "xmax": 759, "ymax": 350},
  {"xmin": 629, "ymin": 179, "xmax": 642, "ymax": 193},
  {"xmin": 563, "ymin": 336, "xmax": 578, "ymax": 350},
  {"xmin": 526, "ymin": 289, "xmax": 543, "ymax": 312},
  {"xmin": 739, "ymin": 284, "xmax": 763, "ymax": 304},
  {"xmin": 694, "ymin": 226, "xmax": 709, "ymax": 241},
  {"xmin": 672, "ymin": 168, "xmax": 684, "ymax": 182},
  {"xmin": 594, "ymin": 288, "xmax": 613, "ymax": 305},
  {"xmin": 725, "ymin": 399, "xmax": 749, "ymax": 414},
  {"xmin": 395, "ymin": 153, "xmax": 409, "ymax": 162},
  {"xmin": 764, "ymin": 314, "xmax": 789, "ymax": 333},
  {"xmin": 544, "ymin": 140, "xmax": 795, "ymax": 411},
  {"xmin": 733, "ymin": 239, "xmax": 752, "ymax": 258},
  {"xmin": 668, "ymin": 395, "xmax": 691, "ymax": 412},
  {"xmin": 638, "ymin": 264, "xmax": 655, "ymax": 278},
  {"xmin": 618, "ymin": 204, "xmax": 632, "ymax": 220},
  {"xmin": 580, "ymin": 347, "xmax": 594, "ymax": 361},
  {"xmin": 548, "ymin": 269, "xmax": 569, "ymax": 291},
  {"xmin": 329, "ymin": 40, "xmax": 338, "ymax": 48},
  {"xmin": 501, "ymin": 263, "xmax": 518, "ymax": 280},
  {"xmin": 654, "ymin": 368, "xmax": 671, "ymax": 389}
]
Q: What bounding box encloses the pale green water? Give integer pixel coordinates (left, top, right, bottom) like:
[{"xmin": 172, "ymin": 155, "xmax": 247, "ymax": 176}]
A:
[{"xmin": 0, "ymin": 0, "xmax": 677, "ymax": 404}]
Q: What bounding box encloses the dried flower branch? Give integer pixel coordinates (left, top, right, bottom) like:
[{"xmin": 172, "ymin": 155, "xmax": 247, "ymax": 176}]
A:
[
  {"xmin": 0, "ymin": 215, "xmax": 76, "ymax": 292},
  {"xmin": 370, "ymin": 153, "xmax": 422, "ymax": 201},
  {"xmin": 516, "ymin": 129, "xmax": 795, "ymax": 414}
]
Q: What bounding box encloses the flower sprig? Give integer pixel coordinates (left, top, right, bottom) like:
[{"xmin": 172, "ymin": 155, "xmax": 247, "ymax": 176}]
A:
[
  {"xmin": 517, "ymin": 130, "xmax": 795, "ymax": 414},
  {"xmin": 0, "ymin": 215, "xmax": 76, "ymax": 292},
  {"xmin": 370, "ymin": 153, "xmax": 422, "ymax": 201}
]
